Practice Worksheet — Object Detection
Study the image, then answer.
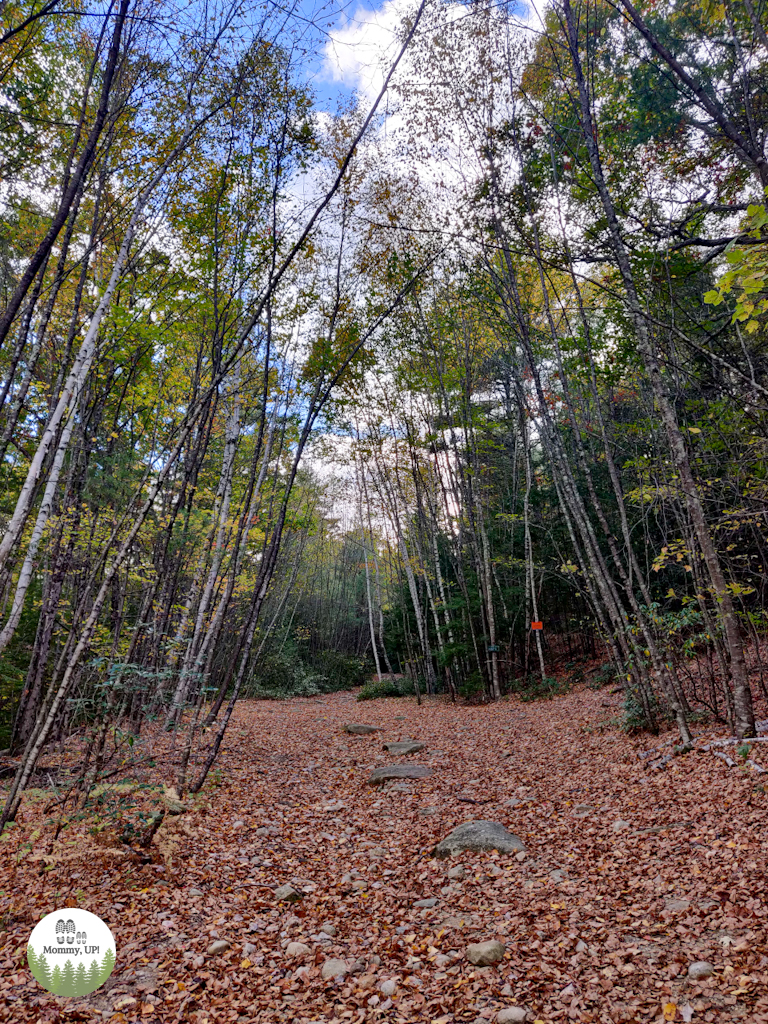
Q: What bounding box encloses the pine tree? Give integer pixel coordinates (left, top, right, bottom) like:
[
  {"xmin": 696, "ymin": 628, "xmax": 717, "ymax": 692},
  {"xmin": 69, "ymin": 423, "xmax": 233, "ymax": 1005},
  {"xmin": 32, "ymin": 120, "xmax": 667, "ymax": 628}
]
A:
[
  {"xmin": 99, "ymin": 947, "xmax": 116, "ymax": 985},
  {"xmin": 26, "ymin": 945, "xmax": 38, "ymax": 982},
  {"xmin": 60, "ymin": 958, "xmax": 76, "ymax": 996},
  {"xmin": 37, "ymin": 952, "xmax": 52, "ymax": 990},
  {"xmin": 87, "ymin": 958, "xmax": 100, "ymax": 992},
  {"xmin": 75, "ymin": 961, "xmax": 87, "ymax": 996},
  {"xmin": 51, "ymin": 964, "xmax": 62, "ymax": 995}
]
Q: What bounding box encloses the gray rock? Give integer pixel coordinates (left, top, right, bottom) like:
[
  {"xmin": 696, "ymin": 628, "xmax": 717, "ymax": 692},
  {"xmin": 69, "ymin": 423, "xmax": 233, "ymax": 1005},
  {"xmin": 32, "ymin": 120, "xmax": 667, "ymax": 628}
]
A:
[
  {"xmin": 441, "ymin": 914, "xmax": 475, "ymax": 930},
  {"xmin": 486, "ymin": 863, "xmax": 504, "ymax": 878},
  {"xmin": 380, "ymin": 979, "xmax": 398, "ymax": 997},
  {"xmin": 368, "ymin": 764, "xmax": 432, "ymax": 785},
  {"xmin": 466, "ymin": 940, "xmax": 505, "ymax": 966},
  {"xmin": 188, "ymin": 888, "xmax": 204, "ymax": 897},
  {"xmin": 497, "ymin": 1009, "xmax": 527, "ymax": 1023},
  {"xmin": 572, "ymin": 804, "xmax": 595, "ymax": 818},
  {"xmin": 383, "ymin": 741, "xmax": 426, "ymax": 755},
  {"xmin": 549, "ymin": 869, "xmax": 568, "ymax": 883},
  {"xmin": 447, "ymin": 864, "xmax": 465, "ymax": 880},
  {"xmin": 575, "ymin": 939, "xmax": 588, "ymax": 953},
  {"xmin": 243, "ymin": 942, "xmax": 257, "ymax": 956},
  {"xmin": 688, "ymin": 960, "xmax": 715, "ymax": 980},
  {"xmin": 433, "ymin": 820, "xmax": 526, "ymax": 858},
  {"xmin": 414, "ymin": 897, "xmax": 438, "ymax": 908},
  {"xmin": 419, "ymin": 806, "xmax": 440, "ymax": 816},
  {"xmin": 207, "ymin": 939, "xmax": 231, "ymax": 955},
  {"xmin": 275, "ymin": 884, "xmax": 303, "ymax": 903},
  {"xmin": 611, "ymin": 819, "xmax": 631, "ymax": 832},
  {"xmin": 285, "ymin": 941, "xmax": 311, "ymax": 958},
  {"xmin": 345, "ymin": 724, "xmax": 380, "ymax": 735},
  {"xmin": 665, "ymin": 899, "xmax": 691, "ymax": 914},
  {"xmin": 321, "ymin": 958, "xmax": 348, "ymax": 981},
  {"xmin": 320, "ymin": 923, "xmax": 336, "ymax": 936}
]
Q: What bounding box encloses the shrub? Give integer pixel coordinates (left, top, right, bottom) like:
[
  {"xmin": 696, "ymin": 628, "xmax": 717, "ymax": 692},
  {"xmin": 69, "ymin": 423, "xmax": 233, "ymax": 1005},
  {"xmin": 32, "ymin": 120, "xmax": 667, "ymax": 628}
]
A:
[
  {"xmin": 508, "ymin": 674, "xmax": 571, "ymax": 701},
  {"xmin": 621, "ymin": 686, "xmax": 662, "ymax": 734},
  {"xmin": 357, "ymin": 677, "xmax": 412, "ymax": 701},
  {"xmin": 587, "ymin": 662, "xmax": 619, "ymax": 690}
]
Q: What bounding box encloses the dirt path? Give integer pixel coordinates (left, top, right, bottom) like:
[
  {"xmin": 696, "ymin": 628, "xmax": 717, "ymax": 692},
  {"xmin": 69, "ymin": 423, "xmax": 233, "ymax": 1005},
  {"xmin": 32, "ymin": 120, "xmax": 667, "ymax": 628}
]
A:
[{"xmin": 1, "ymin": 688, "xmax": 767, "ymax": 1023}]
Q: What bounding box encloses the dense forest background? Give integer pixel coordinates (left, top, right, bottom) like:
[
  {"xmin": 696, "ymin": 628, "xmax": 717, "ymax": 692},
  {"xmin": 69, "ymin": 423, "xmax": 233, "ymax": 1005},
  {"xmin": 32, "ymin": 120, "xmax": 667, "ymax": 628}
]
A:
[{"xmin": 1, "ymin": 0, "xmax": 767, "ymax": 823}]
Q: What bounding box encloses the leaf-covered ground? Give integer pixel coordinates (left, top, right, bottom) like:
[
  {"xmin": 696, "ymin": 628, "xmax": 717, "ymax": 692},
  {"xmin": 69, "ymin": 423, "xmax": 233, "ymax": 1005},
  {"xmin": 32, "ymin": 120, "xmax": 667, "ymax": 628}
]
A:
[{"xmin": 1, "ymin": 686, "xmax": 767, "ymax": 1024}]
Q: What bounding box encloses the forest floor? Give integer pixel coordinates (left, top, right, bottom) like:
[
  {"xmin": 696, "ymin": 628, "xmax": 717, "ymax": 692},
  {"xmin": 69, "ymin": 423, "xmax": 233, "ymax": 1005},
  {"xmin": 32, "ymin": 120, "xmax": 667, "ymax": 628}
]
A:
[{"xmin": 0, "ymin": 684, "xmax": 767, "ymax": 1024}]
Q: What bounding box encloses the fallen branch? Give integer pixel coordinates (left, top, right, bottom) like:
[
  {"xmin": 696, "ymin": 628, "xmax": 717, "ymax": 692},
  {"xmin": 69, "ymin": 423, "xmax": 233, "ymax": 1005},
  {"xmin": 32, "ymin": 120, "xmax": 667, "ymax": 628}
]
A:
[{"xmin": 712, "ymin": 751, "xmax": 736, "ymax": 768}]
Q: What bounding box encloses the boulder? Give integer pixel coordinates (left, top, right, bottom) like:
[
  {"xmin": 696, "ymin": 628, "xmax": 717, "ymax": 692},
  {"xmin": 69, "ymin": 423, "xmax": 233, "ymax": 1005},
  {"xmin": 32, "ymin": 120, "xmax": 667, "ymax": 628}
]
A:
[
  {"xmin": 433, "ymin": 820, "xmax": 526, "ymax": 858},
  {"xmin": 466, "ymin": 939, "xmax": 505, "ymax": 966},
  {"xmin": 321, "ymin": 958, "xmax": 348, "ymax": 981},
  {"xmin": 383, "ymin": 741, "xmax": 426, "ymax": 755},
  {"xmin": 345, "ymin": 724, "xmax": 380, "ymax": 735},
  {"xmin": 368, "ymin": 764, "xmax": 432, "ymax": 785}
]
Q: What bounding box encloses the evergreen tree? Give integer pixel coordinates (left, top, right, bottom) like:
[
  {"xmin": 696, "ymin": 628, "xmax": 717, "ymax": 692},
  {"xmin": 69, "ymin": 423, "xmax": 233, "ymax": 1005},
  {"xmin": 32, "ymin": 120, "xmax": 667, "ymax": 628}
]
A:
[
  {"xmin": 99, "ymin": 948, "xmax": 116, "ymax": 985},
  {"xmin": 87, "ymin": 958, "xmax": 100, "ymax": 992},
  {"xmin": 26, "ymin": 945, "xmax": 38, "ymax": 981},
  {"xmin": 75, "ymin": 961, "xmax": 87, "ymax": 995},
  {"xmin": 51, "ymin": 964, "xmax": 62, "ymax": 995},
  {"xmin": 37, "ymin": 952, "xmax": 52, "ymax": 990},
  {"xmin": 60, "ymin": 959, "xmax": 76, "ymax": 996}
]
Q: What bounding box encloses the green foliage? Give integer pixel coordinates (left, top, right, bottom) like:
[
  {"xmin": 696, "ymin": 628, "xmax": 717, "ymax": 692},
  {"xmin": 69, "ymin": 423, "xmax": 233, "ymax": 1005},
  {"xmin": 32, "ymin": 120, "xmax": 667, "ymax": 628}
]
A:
[
  {"xmin": 357, "ymin": 676, "xmax": 414, "ymax": 700},
  {"xmin": 246, "ymin": 641, "xmax": 368, "ymax": 700},
  {"xmin": 587, "ymin": 662, "xmax": 620, "ymax": 690},
  {"xmin": 621, "ymin": 687, "xmax": 662, "ymax": 734},
  {"xmin": 508, "ymin": 674, "xmax": 571, "ymax": 702},
  {"xmin": 704, "ymin": 195, "xmax": 768, "ymax": 335}
]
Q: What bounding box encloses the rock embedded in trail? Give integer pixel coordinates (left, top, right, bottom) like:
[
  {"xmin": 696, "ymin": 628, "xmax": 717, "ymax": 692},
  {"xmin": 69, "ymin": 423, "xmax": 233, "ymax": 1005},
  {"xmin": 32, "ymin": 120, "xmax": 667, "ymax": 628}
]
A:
[
  {"xmin": 497, "ymin": 1009, "xmax": 528, "ymax": 1023},
  {"xmin": 345, "ymin": 724, "xmax": 380, "ymax": 735},
  {"xmin": 207, "ymin": 939, "xmax": 231, "ymax": 955},
  {"xmin": 321, "ymin": 958, "xmax": 349, "ymax": 981},
  {"xmin": 383, "ymin": 741, "xmax": 426, "ymax": 755},
  {"xmin": 688, "ymin": 960, "xmax": 715, "ymax": 980},
  {"xmin": 572, "ymin": 804, "xmax": 595, "ymax": 818},
  {"xmin": 285, "ymin": 942, "xmax": 311, "ymax": 959},
  {"xmin": 274, "ymin": 884, "xmax": 303, "ymax": 903},
  {"xmin": 466, "ymin": 939, "xmax": 506, "ymax": 966},
  {"xmin": 433, "ymin": 820, "xmax": 526, "ymax": 858},
  {"xmin": 367, "ymin": 764, "xmax": 432, "ymax": 785},
  {"xmin": 414, "ymin": 897, "xmax": 438, "ymax": 908}
]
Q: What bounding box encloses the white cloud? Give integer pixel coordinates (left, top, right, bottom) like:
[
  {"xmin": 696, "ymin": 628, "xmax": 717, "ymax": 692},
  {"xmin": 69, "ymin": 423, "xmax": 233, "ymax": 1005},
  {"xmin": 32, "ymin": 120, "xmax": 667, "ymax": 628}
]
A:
[{"xmin": 322, "ymin": 0, "xmax": 410, "ymax": 102}]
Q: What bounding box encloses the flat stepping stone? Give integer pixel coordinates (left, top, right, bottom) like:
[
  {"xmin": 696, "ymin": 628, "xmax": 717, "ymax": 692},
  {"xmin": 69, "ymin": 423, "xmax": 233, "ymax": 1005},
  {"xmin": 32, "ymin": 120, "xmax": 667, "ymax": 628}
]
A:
[
  {"xmin": 367, "ymin": 764, "xmax": 432, "ymax": 785},
  {"xmin": 433, "ymin": 820, "xmax": 526, "ymax": 858},
  {"xmin": 383, "ymin": 741, "xmax": 426, "ymax": 755},
  {"xmin": 345, "ymin": 724, "xmax": 380, "ymax": 735}
]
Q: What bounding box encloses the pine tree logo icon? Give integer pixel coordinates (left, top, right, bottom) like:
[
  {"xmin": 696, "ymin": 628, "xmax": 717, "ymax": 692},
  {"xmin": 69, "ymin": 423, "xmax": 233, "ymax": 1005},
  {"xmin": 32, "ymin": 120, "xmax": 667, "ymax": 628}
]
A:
[{"xmin": 27, "ymin": 909, "xmax": 117, "ymax": 996}]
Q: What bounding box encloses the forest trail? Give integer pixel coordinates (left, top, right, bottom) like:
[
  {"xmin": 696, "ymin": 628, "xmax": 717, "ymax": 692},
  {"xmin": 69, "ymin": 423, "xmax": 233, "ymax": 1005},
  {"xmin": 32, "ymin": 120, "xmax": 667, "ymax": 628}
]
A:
[{"xmin": 1, "ymin": 688, "xmax": 767, "ymax": 1024}]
